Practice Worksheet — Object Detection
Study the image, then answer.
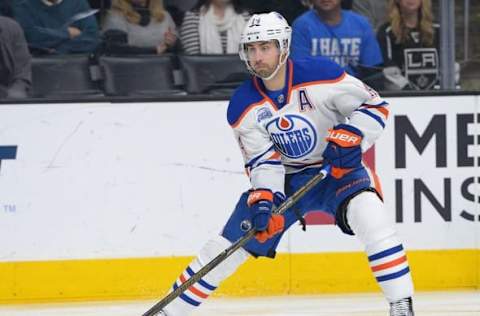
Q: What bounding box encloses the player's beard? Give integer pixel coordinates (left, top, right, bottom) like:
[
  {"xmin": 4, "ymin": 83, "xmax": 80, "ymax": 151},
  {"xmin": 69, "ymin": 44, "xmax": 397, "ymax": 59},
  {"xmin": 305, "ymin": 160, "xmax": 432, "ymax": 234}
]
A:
[{"xmin": 252, "ymin": 60, "xmax": 278, "ymax": 78}]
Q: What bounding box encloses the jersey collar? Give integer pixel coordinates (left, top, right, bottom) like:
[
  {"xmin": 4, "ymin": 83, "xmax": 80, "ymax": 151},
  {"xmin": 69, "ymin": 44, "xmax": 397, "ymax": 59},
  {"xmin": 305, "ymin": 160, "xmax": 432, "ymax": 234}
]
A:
[{"xmin": 253, "ymin": 59, "xmax": 294, "ymax": 110}]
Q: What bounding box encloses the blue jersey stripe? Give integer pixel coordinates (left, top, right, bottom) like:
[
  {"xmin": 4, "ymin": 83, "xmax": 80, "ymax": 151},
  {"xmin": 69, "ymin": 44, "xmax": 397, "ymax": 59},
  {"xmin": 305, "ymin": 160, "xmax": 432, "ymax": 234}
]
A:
[
  {"xmin": 356, "ymin": 109, "xmax": 386, "ymax": 128},
  {"xmin": 368, "ymin": 244, "xmax": 404, "ymax": 261},
  {"xmin": 376, "ymin": 267, "xmax": 410, "ymax": 282},
  {"xmin": 362, "ymin": 101, "xmax": 388, "ymax": 107},
  {"xmin": 245, "ymin": 145, "xmax": 275, "ymax": 168},
  {"xmin": 255, "ymin": 160, "xmax": 283, "ymax": 168}
]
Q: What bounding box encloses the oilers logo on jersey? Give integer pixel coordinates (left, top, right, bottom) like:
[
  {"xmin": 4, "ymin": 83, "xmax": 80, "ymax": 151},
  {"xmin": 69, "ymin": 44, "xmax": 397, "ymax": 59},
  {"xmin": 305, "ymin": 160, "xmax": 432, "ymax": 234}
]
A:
[
  {"xmin": 266, "ymin": 114, "xmax": 317, "ymax": 159},
  {"xmin": 227, "ymin": 58, "xmax": 388, "ymax": 194}
]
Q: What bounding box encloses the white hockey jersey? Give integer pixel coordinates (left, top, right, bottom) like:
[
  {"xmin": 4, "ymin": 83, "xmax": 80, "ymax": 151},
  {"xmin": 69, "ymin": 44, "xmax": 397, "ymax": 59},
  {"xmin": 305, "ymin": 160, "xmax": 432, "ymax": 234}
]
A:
[{"xmin": 227, "ymin": 57, "xmax": 389, "ymax": 195}]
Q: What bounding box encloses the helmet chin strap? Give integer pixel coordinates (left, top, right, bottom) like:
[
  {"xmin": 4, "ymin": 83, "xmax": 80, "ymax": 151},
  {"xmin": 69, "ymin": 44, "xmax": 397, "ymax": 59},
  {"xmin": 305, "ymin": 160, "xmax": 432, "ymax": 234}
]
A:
[{"xmin": 249, "ymin": 52, "xmax": 289, "ymax": 81}]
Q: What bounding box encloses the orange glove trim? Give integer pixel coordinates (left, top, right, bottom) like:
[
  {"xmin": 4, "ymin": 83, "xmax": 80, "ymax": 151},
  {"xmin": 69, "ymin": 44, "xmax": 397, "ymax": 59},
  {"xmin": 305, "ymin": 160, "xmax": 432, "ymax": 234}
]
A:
[
  {"xmin": 255, "ymin": 214, "xmax": 285, "ymax": 243},
  {"xmin": 326, "ymin": 128, "xmax": 362, "ymax": 147},
  {"xmin": 247, "ymin": 189, "xmax": 273, "ymax": 207}
]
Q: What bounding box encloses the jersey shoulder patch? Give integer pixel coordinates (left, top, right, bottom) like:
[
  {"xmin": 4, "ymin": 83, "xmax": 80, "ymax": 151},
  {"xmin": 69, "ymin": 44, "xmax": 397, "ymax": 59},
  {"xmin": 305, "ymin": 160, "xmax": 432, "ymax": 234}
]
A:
[
  {"xmin": 291, "ymin": 57, "xmax": 345, "ymax": 87},
  {"xmin": 227, "ymin": 80, "xmax": 264, "ymax": 127}
]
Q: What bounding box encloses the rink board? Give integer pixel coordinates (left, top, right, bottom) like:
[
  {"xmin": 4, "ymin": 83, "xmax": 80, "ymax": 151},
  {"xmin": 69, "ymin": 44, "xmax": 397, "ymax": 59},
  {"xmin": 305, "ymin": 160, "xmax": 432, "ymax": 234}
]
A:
[
  {"xmin": 0, "ymin": 250, "xmax": 477, "ymax": 304},
  {"xmin": 0, "ymin": 95, "xmax": 478, "ymax": 303}
]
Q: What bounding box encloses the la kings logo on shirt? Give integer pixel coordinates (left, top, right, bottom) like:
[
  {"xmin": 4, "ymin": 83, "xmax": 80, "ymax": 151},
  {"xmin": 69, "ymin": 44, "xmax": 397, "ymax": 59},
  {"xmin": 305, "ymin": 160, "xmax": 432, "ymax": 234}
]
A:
[{"xmin": 404, "ymin": 47, "xmax": 439, "ymax": 90}]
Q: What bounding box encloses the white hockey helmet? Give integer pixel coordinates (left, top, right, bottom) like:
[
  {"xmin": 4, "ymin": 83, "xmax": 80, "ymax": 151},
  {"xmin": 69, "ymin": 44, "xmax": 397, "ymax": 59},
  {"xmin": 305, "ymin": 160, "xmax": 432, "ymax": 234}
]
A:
[{"xmin": 239, "ymin": 12, "xmax": 292, "ymax": 80}]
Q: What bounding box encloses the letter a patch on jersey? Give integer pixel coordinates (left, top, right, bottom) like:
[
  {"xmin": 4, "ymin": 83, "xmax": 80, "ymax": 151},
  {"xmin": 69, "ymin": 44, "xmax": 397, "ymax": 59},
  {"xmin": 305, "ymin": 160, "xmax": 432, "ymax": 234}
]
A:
[{"xmin": 298, "ymin": 89, "xmax": 314, "ymax": 112}]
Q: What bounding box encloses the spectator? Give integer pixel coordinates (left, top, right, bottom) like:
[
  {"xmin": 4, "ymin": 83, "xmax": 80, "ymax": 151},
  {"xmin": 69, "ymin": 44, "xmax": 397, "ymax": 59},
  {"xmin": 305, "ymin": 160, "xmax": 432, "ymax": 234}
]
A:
[
  {"xmin": 377, "ymin": 0, "xmax": 441, "ymax": 90},
  {"xmin": 102, "ymin": 0, "xmax": 177, "ymax": 55},
  {"xmin": 0, "ymin": 0, "xmax": 13, "ymax": 17},
  {"xmin": 239, "ymin": 0, "xmax": 308, "ymax": 24},
  {"xmin": 0, "ymin": 16, "xmax": 31, "ymax": 99},
  {"xmin": 12, "ymin": 0, "xmax": 100, "ymax": 55},
  {"xmin": 88, "ymin": 0, "xmax": 112, "ymax": 10},
  {"xmin": 352, "ymin": 0, "xmax": 388, "ymax": 31},
  {"xmin": 291, "ymin": 0, "xmax": 383, "ymax": 79},
  {"xmin": 164, "ymin": 0, "xmax": 195, "ymax": 12},
  {"xmin": 180, "ymin": 0, "xmax": 249, "ymax": 55},
  {"xmin": 88, "ymin": 0, "xmax": 112, "ymax": 24},
  {"xmin": 163, "ymin": 0, "xmax": 198, "ymax": 26},
  {"xmin": 341, "ymin": 0, "xmax": 352, "ymax": 9}
]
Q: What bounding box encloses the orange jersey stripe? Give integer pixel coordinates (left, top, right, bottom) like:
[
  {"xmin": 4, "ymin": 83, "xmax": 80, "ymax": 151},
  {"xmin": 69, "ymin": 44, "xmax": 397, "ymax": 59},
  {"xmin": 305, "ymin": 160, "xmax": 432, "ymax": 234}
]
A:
[
  {"xmin": 267, "ymin": 151, "xmax": 281, "ymax": 160},
  {"xmin": 286, "ymin": 59, "xmax": 294, "ymax": 104},
  {"xmin": 253, "ymin": 77, "xmax": 279, "ymax": 110},
  {"xmin": 293, "ymin": 71, "xmax": 347, "ymax": 90},
  {"xmin": 231, "ymin": 98, "xmax": 267, "ymax": 128},
  {"xmin": 366, "ymin": 105, "xmax": 389, "ymax": 118}
]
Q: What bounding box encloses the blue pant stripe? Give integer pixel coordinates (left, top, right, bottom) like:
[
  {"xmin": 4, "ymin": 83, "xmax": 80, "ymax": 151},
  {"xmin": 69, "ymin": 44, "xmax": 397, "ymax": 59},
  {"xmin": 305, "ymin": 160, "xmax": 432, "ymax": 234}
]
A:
[
  {"xmin": 376, "ymin": 267, "xmax": 410, "ymax": 282},
  {"xmin": 368, "ymin": 244, "xmax": 404, "ymax": 261},
  {"xmin": 185, "ymin": 266, "xmax": 217, "ymax": 291}
]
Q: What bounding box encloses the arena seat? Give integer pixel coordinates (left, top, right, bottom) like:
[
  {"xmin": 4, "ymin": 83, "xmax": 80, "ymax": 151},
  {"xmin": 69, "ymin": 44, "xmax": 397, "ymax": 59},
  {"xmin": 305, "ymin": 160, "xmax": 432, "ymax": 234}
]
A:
[
  {"xmin": 179, "ymin": 54, "xmax": 250, "ymax": 94},
  {"xmin": 99, "ymin": 54, "xmax": 183, "ymax": 96},
  {"xmin": 31, "ymin": 55, "xmax": 102, "ymax": 98}
]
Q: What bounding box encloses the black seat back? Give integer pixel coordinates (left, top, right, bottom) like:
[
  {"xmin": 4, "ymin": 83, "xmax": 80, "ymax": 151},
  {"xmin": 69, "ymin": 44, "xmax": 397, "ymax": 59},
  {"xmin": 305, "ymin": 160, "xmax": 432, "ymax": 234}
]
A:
[
  {"xmin": 179, "ymin": 54, "xmax": 250, "ymax": 94},
  {"xmin": 31, "ymin": 55, "xmax": 101, "ymax": 98},
  {"xmin": 99, "ymin": 54, "xmax": 181, "ymax": 96}
]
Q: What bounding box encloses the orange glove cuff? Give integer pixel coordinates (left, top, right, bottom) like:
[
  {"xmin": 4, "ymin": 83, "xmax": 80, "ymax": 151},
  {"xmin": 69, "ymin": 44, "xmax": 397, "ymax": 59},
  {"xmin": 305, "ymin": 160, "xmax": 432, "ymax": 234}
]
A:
[
  {"xmin": 255, "ymin": 214, "xmax": 285, "ymax": 243},
  {"xmin": 247, "ymin": 189, "xmax": 273, "ymax": 207},
  {"xmin": 326, "ymin": 128, "xmax": 362, "ymax": 148}
]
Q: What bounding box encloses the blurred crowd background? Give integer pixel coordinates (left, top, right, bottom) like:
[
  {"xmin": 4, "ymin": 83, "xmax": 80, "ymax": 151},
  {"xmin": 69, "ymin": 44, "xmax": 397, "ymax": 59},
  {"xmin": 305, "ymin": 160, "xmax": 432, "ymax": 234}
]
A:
[{"xmin": 0, "ymin": 0, "xmax": 478, "ymax": 100}]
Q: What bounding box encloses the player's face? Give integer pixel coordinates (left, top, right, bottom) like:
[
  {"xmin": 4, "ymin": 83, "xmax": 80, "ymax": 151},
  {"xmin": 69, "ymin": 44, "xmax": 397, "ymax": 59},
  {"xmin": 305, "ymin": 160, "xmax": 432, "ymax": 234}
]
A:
[
  {"xmin": 312, "ymin": 0, "xmax": 341, "ymax": 12},
  {"xmin": 245, "ymin": 41, "xmax": 281, "ymax": 78},
  {"xmin": 398, "ymin": 0, "xmax": 422, "ymax": 14}
]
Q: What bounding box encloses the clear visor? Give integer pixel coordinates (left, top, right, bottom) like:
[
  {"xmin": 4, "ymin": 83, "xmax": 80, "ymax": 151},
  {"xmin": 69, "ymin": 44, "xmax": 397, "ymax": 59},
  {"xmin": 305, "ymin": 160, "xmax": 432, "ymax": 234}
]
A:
[
  {"xmin": 239, "ymin": 39, "xmax": 289, "ymax": 80},
  {"xmin": 240, "ymin": 40, "xmax": 280, "ymax": 62}
]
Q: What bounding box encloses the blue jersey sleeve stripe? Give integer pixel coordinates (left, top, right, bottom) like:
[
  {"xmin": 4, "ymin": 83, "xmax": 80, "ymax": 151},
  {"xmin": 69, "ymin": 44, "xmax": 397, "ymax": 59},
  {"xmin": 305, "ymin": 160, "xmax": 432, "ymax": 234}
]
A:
[
  {"xmin": 245, "ymin": 145, "xmax": 276, "ymax": 168},
  {"xmin": 356, "ymin": 109, "xmax": 386, "ymax": 128},
  {"xmin": 361, "ymin": 101, "xmax": 388, "ymax": 107},
  {"xmin": 254, "ymin": 160, "xmax": 283, "ymax": 168}
]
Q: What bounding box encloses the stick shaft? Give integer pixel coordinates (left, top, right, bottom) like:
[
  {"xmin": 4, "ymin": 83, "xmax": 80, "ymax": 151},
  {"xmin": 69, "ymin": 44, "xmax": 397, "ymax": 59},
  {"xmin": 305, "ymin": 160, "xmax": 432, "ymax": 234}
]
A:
[{"xmin": 142, "ymin": 166, "xmax": 330, "ymax": 316}]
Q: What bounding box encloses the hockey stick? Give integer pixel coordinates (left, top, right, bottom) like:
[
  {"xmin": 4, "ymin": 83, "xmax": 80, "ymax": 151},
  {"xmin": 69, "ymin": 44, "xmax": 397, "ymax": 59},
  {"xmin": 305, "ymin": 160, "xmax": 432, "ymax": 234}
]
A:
[{"xmin": 142, "ymin": 165, "xmax": 331, "ymax": 316}]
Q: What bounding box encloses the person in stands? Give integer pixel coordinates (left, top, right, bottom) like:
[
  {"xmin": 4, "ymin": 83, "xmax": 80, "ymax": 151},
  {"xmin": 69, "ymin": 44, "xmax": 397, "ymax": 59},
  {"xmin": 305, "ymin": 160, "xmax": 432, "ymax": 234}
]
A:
[{"xmin": 179, "ymin": 0, "xmax": 249, "ymax": 55}]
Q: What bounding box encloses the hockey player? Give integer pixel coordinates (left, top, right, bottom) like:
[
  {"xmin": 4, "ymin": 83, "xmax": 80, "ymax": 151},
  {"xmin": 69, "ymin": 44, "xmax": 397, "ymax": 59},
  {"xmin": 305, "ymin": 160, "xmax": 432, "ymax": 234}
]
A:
[{"xmin": 159, "ymin": 11, "xmax": 415, "ymax": 316}]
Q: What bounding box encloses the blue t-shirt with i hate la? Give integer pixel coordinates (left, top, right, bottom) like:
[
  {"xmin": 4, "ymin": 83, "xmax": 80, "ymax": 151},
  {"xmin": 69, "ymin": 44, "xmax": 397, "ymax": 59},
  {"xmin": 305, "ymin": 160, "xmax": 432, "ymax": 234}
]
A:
[{"xmin": 291, "ymin": 9, "xmax": 383, "ymax": 77}]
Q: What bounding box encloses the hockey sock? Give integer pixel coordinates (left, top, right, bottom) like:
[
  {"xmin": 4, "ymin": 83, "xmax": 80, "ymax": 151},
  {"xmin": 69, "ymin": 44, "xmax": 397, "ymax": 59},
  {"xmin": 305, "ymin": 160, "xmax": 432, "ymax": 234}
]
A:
[
  {"xmin": 163, "ymin": 235, "xmax": 249, "ymax": 316},
  {"xmin": 347, "ymin": 191, "xmax": 414, "ymax": 302},
  {"xmin": 366, "ymin": 234, "xmax": 414, "ymax": 302}
]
